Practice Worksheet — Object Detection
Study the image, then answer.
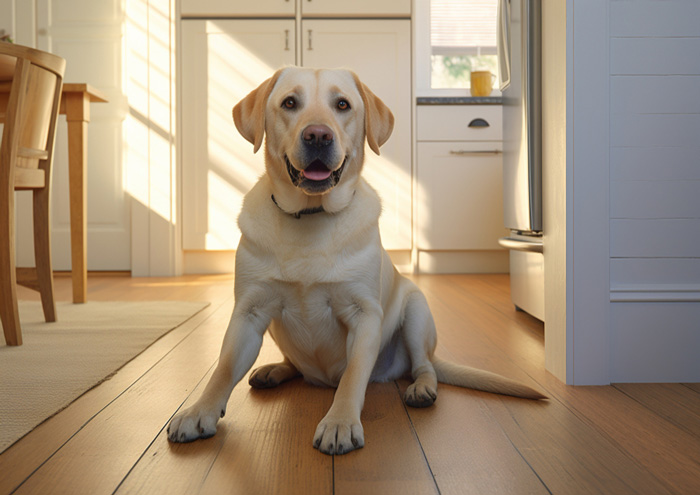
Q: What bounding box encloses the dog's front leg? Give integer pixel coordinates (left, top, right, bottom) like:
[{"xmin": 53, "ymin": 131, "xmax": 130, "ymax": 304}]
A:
[
  {"xmin": 168, "ymin": 296, "xmax": 273, "ymax": 443},
  {"xmin": 313, "ymin": 307, "xmax": 382, "ymax": 455}
]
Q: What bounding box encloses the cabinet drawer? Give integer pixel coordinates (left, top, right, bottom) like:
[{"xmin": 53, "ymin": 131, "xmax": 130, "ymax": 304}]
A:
[
  {"xmin": 417, "ymin": 141, "xmax": 507, "ymax": 250},
  {"xmin": 181, "ymin": 0, "xmax": 295, "ymax": 17},
  {"xmin": 180, "ymin": 0, "xmax": 410, "ymax": 17},
  {"xmin": 301, "ymin": 0, "xmax": 410, "ymax": 17},
  {"xmin": 417, "ymin": 105, "xmax": 502, "ymax": 142}
]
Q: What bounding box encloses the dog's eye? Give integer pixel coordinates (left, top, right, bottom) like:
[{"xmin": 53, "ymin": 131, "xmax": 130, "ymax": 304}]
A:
[
  {"xmin": 282, "ymin": 97, "xmax": 297, "ymax": 110},
  {"xmin": 337, "ymin": 99, "xmax": 350, "ymax": 111}
]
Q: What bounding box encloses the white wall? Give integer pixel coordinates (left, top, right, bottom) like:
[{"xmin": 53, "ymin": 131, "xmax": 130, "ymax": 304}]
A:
[
  {"xmin": 0, "ymin": 0, "xmax": 35, "ymax": 46},
  {"xmin": 2, "ymin": 0, "xmax": 180, "ymax": 276},
  {"xmin": 4, "ymin": 0, "xmax": 133, "ymax": 271},
  {"xmin": 125, "ymin": 0, "xmax": 180, "ymax": 276},
  {"xmin": 544, "ymin": 0, "xmax": 700, "ymax": 384},
  {"xmin": 607, "ymin": 0, "xmax": 700, "ymax": 381},
  {"xmin": 541, "ymin": 0, "xmax": 570, "ymax": 383}
]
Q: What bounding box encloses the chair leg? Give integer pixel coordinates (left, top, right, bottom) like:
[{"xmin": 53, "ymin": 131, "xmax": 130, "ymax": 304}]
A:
[
  {"xmin": 0, "ymin": 188, "xmax": 22, "ymax": 345},
  {"xmin": 33, "ymin": 187, "xmax": 56, "ymax": 323}
]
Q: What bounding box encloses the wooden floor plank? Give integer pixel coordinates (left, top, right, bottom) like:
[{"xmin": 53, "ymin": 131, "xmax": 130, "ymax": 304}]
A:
[
  {"xmin": 0, "ymin": 276, "xmax": 233, "ymax": 493},
  {"xmin": 116, "ymin": 338, "xmax": 335, "ymax": 495},
  {"xmin": 414, "ymin": 275, "xmax": 700, "ymax": 494},
  {"xmin": 0, "ymin": 300, "xmax": 224, "ymax": 493},
  {"xmin": 614, "ymin": 383, "xmax": 700, "ymax": 439},
  {"xmin": 114, "ymin": 366, "xmax": 225, "ymax": 495},
  {"xmin": 4, "ymin": 274, "xmax": 700, "ymax": 495},
  {"xmin": 545, "ymin": 385, "xmax": 700, "ymax": 494},
  {"xmin": 397, "ymin": 379, "xmax": 549, "ymax": 495},
  {"xmin": 196, "ymin": 375, "xmax": 334, "ymax": 495},
  {"xmin": 485, "ymin": 391, "xmax": 674, "ymax": 494},
  {"xmin": 682, "ymin": 382, "xmax": 700, "ymax": 395},
  {"xmin": 418, "ymin": 280, "xmax": 545, "ymax": 390},
  {"xmin": 333, "ymin": 382, "xmax": 438, "ymax": 495},
  {"xmin": 410, "ymin": 275, "xmax": 673, "ymax": 493},
  {"xmin": 11, "ymin": 293, "xmax": 235, "ymax": 494}
]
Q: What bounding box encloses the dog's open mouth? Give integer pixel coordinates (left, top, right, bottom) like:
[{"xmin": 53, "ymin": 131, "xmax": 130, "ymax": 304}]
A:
[{"xmin": 285, "ymin": 156, "xmax": 346, "ymax": 193}]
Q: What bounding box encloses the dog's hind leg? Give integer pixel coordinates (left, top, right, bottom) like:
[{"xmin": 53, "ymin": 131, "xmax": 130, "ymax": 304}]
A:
[
  {"xmin": 401, "ymin": 289, "xmax": 439, "ymax": 408},
  {"xmin": 249, "ymin": 358, "xmax": 301, "ymax": 389}
]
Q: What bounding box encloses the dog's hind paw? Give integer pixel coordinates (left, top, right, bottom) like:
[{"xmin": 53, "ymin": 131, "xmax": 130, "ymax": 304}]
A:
[
  {"xmin": 249, "ymin": 362, "xmax": 299, "ymax": 389},
  {"xmin": 403, "ymin": 382, "xmax": 437, "ymax": 408}
]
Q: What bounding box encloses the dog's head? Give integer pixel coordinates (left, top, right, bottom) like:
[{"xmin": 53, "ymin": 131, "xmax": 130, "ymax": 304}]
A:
[{"xmin": 233, "ymin": 67, "xmax": 394, "ymax": 203}]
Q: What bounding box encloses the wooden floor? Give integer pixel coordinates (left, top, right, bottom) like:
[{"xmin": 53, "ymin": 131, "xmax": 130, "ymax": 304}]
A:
[{"xmin": 1, "ymin": 273, "xmax": 699, "ymax": 494}]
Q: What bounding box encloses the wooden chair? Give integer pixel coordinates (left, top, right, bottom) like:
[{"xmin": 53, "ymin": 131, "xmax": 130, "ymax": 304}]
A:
[{"xmin": 0, "ymin": 44, "xmax": 65, "ymax": 346}]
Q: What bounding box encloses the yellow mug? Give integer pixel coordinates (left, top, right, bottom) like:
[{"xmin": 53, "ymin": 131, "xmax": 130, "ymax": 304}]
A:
[{"xmin": 470, "ymin": 71, "xmax": 495, "ymax": 97}]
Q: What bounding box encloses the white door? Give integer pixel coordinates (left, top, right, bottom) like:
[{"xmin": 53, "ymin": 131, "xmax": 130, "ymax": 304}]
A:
[
  {"xmin": 301, "ymin": 20, "xmax": 412, "ymax": 250},
  {"xmin": 15, "ymin": 0, "xmax": 130, "ymax": 270},
  {"xmin": 181, "ymin": 20, "xmax": 296, "ymax": 250}
]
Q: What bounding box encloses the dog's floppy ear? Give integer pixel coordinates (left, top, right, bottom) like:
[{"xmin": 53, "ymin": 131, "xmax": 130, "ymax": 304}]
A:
[
  {"xmin": 352, "ymin": 73, "xmax": 394, "ymax": 155},
  {"xmin": 233, "ymin": 69, "xmax": 284, "ymax": 153}
]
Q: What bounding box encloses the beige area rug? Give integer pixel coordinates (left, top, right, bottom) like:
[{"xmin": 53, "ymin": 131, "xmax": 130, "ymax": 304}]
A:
[{"xmin": 0, "ymin": 300, "xmax": 209, "ymax": 453}]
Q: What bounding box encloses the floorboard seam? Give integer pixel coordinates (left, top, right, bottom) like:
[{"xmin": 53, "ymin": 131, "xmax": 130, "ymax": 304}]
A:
[
  {"xmin": 495, "ymin": 401, "xmax": 553, "ymax": 495},
  {"xmin": 393, "ymin": 381, "xmax": 442, "ymax": 495},
  {"xmin": 111, "ymin": 359, "xmax": 219, "ymax": 494}
]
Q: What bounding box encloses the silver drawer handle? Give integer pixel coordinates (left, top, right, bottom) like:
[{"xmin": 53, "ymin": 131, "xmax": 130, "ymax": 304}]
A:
[{"xmin": 449, "ymin": 150, "xmax": 502, "ymax": 156}]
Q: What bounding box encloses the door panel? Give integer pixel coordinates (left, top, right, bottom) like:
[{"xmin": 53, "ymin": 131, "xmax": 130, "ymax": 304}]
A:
[
  {"xmin": 181, "ymin": 20, "xmax": 295, "ymax": 250},
  {"xmin": 302, "ymin": 20, "xmax": 412, "ymax": 249}
]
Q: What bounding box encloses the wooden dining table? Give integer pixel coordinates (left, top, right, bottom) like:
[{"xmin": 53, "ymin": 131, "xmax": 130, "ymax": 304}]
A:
[{"xmin": 0, "ymin": 74, "xmax": 107, "ymax": 303}]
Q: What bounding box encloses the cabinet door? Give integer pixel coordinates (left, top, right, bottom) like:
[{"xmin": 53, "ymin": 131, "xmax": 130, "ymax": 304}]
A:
[
  {"xmin": 417, "ymin": 142, "xmax": 508, "ymax": 250},
  {"xmin": 300, "ymin": 0, "xmax": 410, "ymax": 17},
  {"xmin": 181, "ymin": 0, "xmax": 295, "ymax": 17},
  {"xmin": 302, "ymin": 20, "xmax": 411, "ymax": 250},
  {"xmin": 181, "ymin": 20, "xmax": 295, "ymax": 250}
]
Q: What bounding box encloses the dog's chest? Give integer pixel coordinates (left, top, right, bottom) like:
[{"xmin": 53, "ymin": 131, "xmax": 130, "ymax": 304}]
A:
[{"xmin": 269, "ymin": 283, "xmax": 350, "ymax": 386}]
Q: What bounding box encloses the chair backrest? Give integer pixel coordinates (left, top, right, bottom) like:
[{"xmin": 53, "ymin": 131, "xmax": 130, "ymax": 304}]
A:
[{"xmin": 0, "ymin": 43, "xmax": 65, "ymax": 189}]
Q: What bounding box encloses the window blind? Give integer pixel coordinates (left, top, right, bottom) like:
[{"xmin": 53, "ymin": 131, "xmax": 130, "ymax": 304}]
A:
[{"xmin": 430, "ymin": 0, "xmax": 498, "ymax": 55}]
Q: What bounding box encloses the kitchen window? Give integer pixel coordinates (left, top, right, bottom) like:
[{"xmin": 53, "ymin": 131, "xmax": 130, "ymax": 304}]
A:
[{"xmin": 416, "ymin": 0, "xmax": 500, "ymax": 96}]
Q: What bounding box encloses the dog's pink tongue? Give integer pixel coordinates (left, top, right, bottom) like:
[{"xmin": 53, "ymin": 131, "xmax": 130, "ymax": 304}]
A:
[
  {"xmin": 303, "ymin": 169, "xmax": 332, "ymax": 181},
  {"xmin": 302, "ymin": 162, "xmax": 332, "ymax": 181}
]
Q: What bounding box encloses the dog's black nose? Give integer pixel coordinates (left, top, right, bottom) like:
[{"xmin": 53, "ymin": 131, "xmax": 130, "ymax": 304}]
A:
[{"xmin": 303, "ymin": 125, "xmax": 334, "ymax": 148}]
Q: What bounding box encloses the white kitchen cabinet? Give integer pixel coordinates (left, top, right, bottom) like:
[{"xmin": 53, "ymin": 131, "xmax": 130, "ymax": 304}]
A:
[
  {"xmin": 302, "ymin": 19, "xmax": 412, "ymax": 249},
  {"xmin": 417, "ymin": 142, "xmax": 505, "ymax": 250},
  {"xmin": 416, "ymin": 105, "xmax": 508, "ymax": 258},
  {"xmin": 180, "ymin": 0, "xmax": 295, "ymax": 17},
  {"xmin": 181, "ymin": 20, "xmax": 296, "ymax": 250},
  {"xmin": 300, "ymin": 0, "xmax": 410, "ymax": 17}
]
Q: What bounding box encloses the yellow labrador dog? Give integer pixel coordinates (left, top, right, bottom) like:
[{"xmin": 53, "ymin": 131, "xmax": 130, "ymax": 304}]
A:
[{"xmin": 168, "ymin": 67, "xmax": 544, "ymax": 455}]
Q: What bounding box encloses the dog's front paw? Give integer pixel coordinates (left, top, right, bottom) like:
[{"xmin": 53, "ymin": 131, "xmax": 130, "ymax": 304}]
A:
[
  {"xmin": 313, "ymin": 415, "xmax": 364, "ymax": 455},
  {"xmin": 167, "ymin": 404, "xmax": 226, "ymax": 443}
]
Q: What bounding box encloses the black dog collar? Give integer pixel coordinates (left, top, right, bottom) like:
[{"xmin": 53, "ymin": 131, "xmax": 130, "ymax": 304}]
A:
[{"xmin": 271, "ymin": 195, "xmax": 325, "ymax": 219}]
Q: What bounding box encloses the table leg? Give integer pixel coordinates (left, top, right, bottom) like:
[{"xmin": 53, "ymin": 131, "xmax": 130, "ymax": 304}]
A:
[{"xmin": 65, "ymin": 93, "xmax": 90, "ymax": 303}]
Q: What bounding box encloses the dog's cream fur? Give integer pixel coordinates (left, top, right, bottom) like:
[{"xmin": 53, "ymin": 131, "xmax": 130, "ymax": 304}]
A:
[{"xmin": 167, "ymin": 67, "xmax": 545, "ymax": 455}]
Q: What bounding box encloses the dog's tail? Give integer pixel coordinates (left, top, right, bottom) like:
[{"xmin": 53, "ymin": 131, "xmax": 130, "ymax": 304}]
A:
[{"xmin": 432, "ymin": 358, "xmax": 547, "ymax": 400}]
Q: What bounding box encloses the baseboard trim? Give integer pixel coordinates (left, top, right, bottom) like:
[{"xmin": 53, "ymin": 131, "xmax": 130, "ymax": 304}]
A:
[
  {"xmin": 183, "ymin": 250, "xmax": 415, "ymax": 275},
  {"xmin": 417, "ymin": 250, "xmax": 509, "ymax": 274},
  {"xmin": 183, "ymin": 251, "xmax": 236, "ymax": 275}
]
